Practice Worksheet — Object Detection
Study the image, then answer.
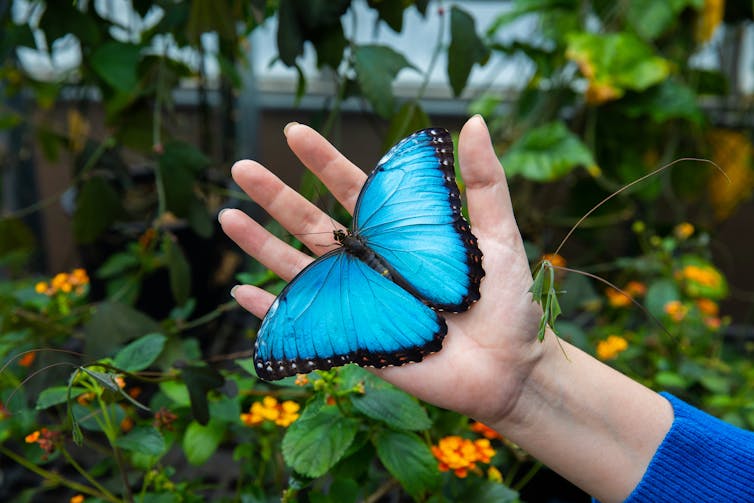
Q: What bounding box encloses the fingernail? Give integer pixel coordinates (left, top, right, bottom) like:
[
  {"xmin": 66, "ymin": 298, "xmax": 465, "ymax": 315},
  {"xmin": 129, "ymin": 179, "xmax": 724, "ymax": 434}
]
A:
[
  {"xmin": 283, "ymin": 122, "xmax": 299, "ymax": 136},
  {"xmin": 217, "ymin": 208, "xmax": 230, "ymax": 224},
  {"xmin": 230, "ymin": 285, "xmax": 240, "ymax": 299}
]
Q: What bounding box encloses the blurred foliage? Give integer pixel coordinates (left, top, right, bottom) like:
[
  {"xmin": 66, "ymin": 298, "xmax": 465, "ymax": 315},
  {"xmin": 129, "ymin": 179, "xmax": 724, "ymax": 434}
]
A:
[{"xmin": 1, "ymin": 0, "xmax": 753, "ymax": 501}]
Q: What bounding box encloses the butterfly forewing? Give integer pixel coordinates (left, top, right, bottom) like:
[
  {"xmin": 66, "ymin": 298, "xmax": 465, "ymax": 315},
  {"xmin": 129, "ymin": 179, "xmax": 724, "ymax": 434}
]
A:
[{"xmin": 354, "ymin": 128, "xmax": 484, "ymax": 312}]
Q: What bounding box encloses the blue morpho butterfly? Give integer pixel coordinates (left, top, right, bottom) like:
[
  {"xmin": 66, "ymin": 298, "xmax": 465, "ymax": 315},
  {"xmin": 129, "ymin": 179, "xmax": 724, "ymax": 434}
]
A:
[{"xmin": 254, "ymin": 128, "xmax": 485, "ymax": 380}]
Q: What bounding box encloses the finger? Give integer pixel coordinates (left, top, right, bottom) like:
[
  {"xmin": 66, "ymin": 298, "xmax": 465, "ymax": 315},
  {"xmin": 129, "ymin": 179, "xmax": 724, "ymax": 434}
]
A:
[
  {"xmin": 284, "ymin": 123, "xmax": 368, "ymax": 213},
  {"xmin": 231, "ymin": 160, "xmax": 345, "ymax": 255},
  {"xmin": 458, "ymin": 115, "xmax": 516, "ymax": 238},
  {"xmin": 231, "ymin": 284, "xmax": 276, "ymax": 319},
  {"xmin": 219, "ymin": 208, "xmax": 314, "ymax": 281}
]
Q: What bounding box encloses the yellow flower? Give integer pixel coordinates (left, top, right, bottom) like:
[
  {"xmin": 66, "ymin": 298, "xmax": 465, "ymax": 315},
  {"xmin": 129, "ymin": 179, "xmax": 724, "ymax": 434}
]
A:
[
  {"xmin": 596, "ymin": 335, "xmax": 628, "ymax": 360},
  {"xmin": 431, "ymin": 436, "xmax": 497, "ymax": 478},
  {"xmin": 707, "ymin": 128, "xmax": 754, "ymax": 219},
  {"xmin": 240, "ymin": 396, "xmax": 300, "ymax": 427},
  {"xmin": 488, "ymin": 466, "xmax": 503, "ymax": 483},
  {"xmin": 674, "ymin": 222, "xmax": 695, "ymax": 240},
  {"xmin": 664, "ymin": 300, "xmax": 689, "ymax": 322},
  {"xmin": 695, "ymin": 0, "xmax": 725, "ymax": 43},
  {"xmin": 36, "ymin": 269, "xmax": 90, "ymax": 296}
]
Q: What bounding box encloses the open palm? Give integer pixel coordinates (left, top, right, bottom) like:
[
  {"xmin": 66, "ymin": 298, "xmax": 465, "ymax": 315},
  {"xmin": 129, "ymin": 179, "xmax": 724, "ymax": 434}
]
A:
[{"xmin": 220, "ymin": 116, "xmax": 544, "ymax": 425}]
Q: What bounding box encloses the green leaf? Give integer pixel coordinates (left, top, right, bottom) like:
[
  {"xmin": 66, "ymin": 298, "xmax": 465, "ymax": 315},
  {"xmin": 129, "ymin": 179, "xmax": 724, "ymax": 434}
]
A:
[
  {"xmin": 622, "ymin": 80, "xmax": 704, "ymax": 125},
  {"xmin": 116, "ymin": 426, "xmax": 166, "ymax": 456},
  {"xmin": 83, "ymin": 301, "xmax": 160, "ymax": 358},
  {"xmin": 645, "ymin": 279, "xmax": 680, "ymax": 319},
  {"xmin": 276, "ymin": 0, "xmax": 305, "ymax": 66},
  {"xmin": 312, "ymin": 21, "xmax": 347, "ymax": 69},
  {"xmin": 282, "ymin": 404, "xmax": 359, "ymax": 478},
  {"xmin": 448, "ymin": 6, "xmax": 489, "ymax": 96},
  {"xmin": 566, "ymin": 32, "xmax": 671, "ymax": 98},
  {"xmin": 181, "ymin": 365, "xmax": 225, "ymax": 425},
  {"xmin": 182, "ymin": 419, "xmax": 225, "ymax": 465},
  {"xmin": 163, "ymin": 236, "xmax": 191, "ymax": 306},
  {"xmin": 655, "ymin": 370, "xmax": 688, "ymax": 389},
  {"xmin": 626, "ymin": 0, "xmax": 677, "ymax": 40},
  {"xmin": 466, "ymin": 481, "xmax": 520, "ymax": 503},
  {"xmin": 374, "ymin": 430, "xmax": 439, "ymax": 499},
  {"xmin": 350, "ymin": 387, "xmax": 431, "ymax": 431},
  {"xmin": 353, "ymin": 45, "xmax": 414, "ymax": 118},
  {"xmin": 90, "ymin": 41, "xmax": 142, "ymax": 92},
  {"xmin": 158, "ymin": 141, "xmax": 209, "ymax": 217},
  {"xmin": 36, "ymin": 386, "xmax": 87, "ymax": 410},
  {"xmin": 97, "ymin": 251, "xmax": 140, "ymax": 278},
  {"xmin": 501, "ymin": 121, "xmax": 595, "ymax": 181},
  {"xmin": 368, "ymin": 0, "xmax": 406, "ymax": 32},
  {"xmin": 73, "ymin": 176, "xmax": 124, "ymax": 244},
  {"xmin": 113, "ymin": 333, "xmax": 167, "ymax": 372}
]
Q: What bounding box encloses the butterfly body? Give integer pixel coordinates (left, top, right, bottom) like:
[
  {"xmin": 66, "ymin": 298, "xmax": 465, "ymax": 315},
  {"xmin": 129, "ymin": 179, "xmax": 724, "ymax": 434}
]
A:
[{"xmin": 254, "ymin": 128, "xmax": 484, "ymax": 381}]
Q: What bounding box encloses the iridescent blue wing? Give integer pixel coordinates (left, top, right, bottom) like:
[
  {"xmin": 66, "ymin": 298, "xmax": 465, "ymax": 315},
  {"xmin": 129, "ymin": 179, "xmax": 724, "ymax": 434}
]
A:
[
  {"xmin": 254, "ymin": 249, "xmax": 446, "ymax": 381},
  {"xmin": 354, "ymin": 128, "xmax": 484, "ymax": 312}
]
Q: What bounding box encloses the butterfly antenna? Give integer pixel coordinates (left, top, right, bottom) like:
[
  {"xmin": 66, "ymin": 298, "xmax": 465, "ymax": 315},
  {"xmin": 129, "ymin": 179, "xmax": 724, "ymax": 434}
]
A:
[
  {"xmin": 5, "ymin": 361, "xmax": 79, "ymax": 412},
  {"xmin": 555, "ymin": 264, "xmax": 675, "ymax": 340},
  {"xmin": 553, "ymin": 158, "xmax": 727, "ymax": 257}
]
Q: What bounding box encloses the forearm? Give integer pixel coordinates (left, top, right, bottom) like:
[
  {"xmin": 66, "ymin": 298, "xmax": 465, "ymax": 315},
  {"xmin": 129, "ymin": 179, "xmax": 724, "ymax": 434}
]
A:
[{"xmin": 490, "ymin": 331, "xmax": 673, "ymax": 503}]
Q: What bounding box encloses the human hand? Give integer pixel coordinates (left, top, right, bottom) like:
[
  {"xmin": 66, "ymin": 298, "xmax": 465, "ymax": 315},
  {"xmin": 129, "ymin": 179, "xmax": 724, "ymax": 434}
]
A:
[{"xmin": 220, "ymin": 115, "xmax": 545, "ymax": 425}]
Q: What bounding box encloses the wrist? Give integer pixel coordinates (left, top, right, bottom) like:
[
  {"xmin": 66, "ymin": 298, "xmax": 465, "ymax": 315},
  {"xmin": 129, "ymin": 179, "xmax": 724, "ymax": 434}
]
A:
[{"xmin": 487, "ymin": 330, "xmax": 673, "ymax": 502}]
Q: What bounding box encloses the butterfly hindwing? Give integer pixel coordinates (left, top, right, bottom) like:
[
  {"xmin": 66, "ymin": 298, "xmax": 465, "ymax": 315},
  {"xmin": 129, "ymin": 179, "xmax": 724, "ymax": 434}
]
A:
[
  {"xmin": 355, "ymin": 128, "xmax": 484, "ymax": 312},
  {"xmin": 254, "ymin": 250, "xmax": 447, "ymax": 381}
]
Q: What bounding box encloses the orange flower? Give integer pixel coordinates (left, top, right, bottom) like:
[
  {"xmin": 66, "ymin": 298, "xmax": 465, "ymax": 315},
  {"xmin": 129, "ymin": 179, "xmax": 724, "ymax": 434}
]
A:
[
  {"xmin": 664, "ymin": 300, "xmax": 688, "ymax": 322},
  {"xmin": 35, "ymin": 268, "xmax": 90, "ymax": 296},
  {"xmin": 596, "ymin": 335, "xmax": 628, "ymax": 361},
  {"xmin": 240, "ymin": 396, "xmax": 300, "ymax": 427},
  {"xmin": 681, "ymin": 265, "xmax": 721, "ymax": 288},
  {"xmin": 77, "ymin": 392, "xmax": 95, "ymax": 406},
  {"xmin": 470, "ymin": 421, "xmax": 503, "ymax": 440},
  {"xmin": 541, "ymin": 253, "xmax": 566, "ymax": 268},
  {"xmin": 70, "ymin": 495, "xmax": 85, "ymax": 503},
  {"xmin": 18, "ymin": 351, "xmax": 36, "ymax": 367},
  {"xmin": 696, "ymin": 298, "xmax": 719, "ymax": 317},
  {"xmin": 294, "ymin": 374, "xmax": 309, "ymax": 386},
  {"xmin": 674, "ymin": 222, "xmax": 695, "ymax": 240},
  {"xmin": 120, "ymin": 416, "xmax": 134, "ymax": 433},
  {"xmin": 606, "ymin": 281, "xmax": 646, "ymax": 308},
  {"xmin": 605, "ymin": 288, "xmax": 631, "ymax": 308},
  {"xmin": 25, "ymin": 430, "xmax": 41, "ymax": 443},
  {"xmin": 431, "ymin": 436, "xmax": 497, "ymax": 478}
]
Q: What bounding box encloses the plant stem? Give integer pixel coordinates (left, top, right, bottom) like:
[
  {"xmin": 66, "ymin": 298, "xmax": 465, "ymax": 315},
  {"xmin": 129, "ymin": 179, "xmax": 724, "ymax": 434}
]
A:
[
  {"xmin": 512, "ymin": 460, "xmax": 543, "ymax": 492},
  {"xmin": 61, "ymin": 445, "xmax": 120, "ymax": 502},
  {"xmin": 0, "ymin": 445, "xmax": 123, "ymax": 503}
]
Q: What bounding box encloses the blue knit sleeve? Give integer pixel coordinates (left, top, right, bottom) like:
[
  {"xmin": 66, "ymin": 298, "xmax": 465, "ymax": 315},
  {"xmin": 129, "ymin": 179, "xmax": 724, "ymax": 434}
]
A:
[{"xmin": 624, "ymin": 392, "xmax": 754, "ymax": 502}]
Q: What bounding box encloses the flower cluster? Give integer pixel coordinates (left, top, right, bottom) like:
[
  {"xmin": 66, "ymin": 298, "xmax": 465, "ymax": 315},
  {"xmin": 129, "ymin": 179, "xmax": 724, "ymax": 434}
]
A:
[
  {"xmin": 35, "ymin": 268, "xmax": 89, "ymax": 296},
  {"xmin": 240, "ymin": 396, "xmax": 300, "ymax": 427},
  {"xmin": 605, "ymin": 281, "xmax": 646, "ymax": 308},
  {"xmin": 596, "ymin": 335, "xmax": 629, "ymax": 361},
  {"xmin": 430, "ymin": 436, "xmax": 496, "ymax": 478},
  {"xmin": 25, "ymin": 428, "xmax": 61, "ymax": 458}
]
